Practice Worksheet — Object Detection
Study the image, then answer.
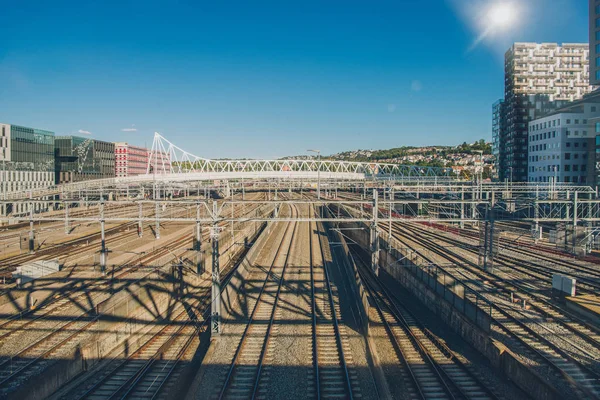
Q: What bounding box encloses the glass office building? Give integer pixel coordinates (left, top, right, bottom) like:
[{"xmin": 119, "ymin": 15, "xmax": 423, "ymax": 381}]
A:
[
  {"xmin": 55, "ymin": 136, "xmax": 115, "ymax": 183},
  {"xmin": 7, "ymin": 125, "xmax": 55, "ymax": 171},
  {"xmin": 0, "ymin": 123, "xmax": 56, "ymax": 216},
  {"xmin": 492, "ymin": 100, "xmax": 504, "ymax": 180}
]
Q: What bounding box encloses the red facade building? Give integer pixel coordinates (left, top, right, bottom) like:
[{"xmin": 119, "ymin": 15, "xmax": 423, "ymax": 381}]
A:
[{"xmin": 115, "ymin": 142, "xmax": 149, "ymax": 177}]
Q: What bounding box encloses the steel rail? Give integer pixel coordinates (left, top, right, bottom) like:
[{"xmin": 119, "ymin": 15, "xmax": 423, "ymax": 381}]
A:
[
  {"xmin": 70, "ymin": 239, "xmax": 250, "ymax": 400},
  {"xmin": 0, "ymin": 234, "xmax": 196, "ymax": 391},
  {"xmin": 0, "ymin": 197, "xmax": 267, "ymax": 341},
  {"xmin": 249, "ymin": 207, "xmax": 299, "ymax": 399},
  {"xmin": 217, "ymin": 206, "xmax": 298, "ymax": 400},
  {"xmin": 0, "ymin": 231, "xmax": 192, "ymax": 343},
  {"xmin": 391, "ymin": 223, "xmax": 600, "ymax": 399},
  {"xmin": 316, "ymin": 211, "xmax": 354, "ymax": 400},
  {"xmin": 406, "ymin": 224, "xmax": 600, "ymax": 348},
  {"xmin": 309, "ymin": 218, "xmax": 321, "ymax": 400},
  {"xmin": 357, "ymin": 254, "xmax": 501, "ymax": 400}
]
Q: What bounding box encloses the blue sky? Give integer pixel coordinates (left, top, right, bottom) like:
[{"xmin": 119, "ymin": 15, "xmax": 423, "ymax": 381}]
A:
[{"xmin": 0, "ymin": 0, "xmax": 589, "ymax": 158}]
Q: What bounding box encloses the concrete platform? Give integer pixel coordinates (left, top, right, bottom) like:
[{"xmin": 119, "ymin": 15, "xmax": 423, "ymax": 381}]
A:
[{"xmin": 565, "ymin": 294, "xmax": 600, "ymax": 324}]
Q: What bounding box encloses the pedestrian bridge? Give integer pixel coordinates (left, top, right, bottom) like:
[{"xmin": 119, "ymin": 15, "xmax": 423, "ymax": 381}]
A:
[{"xmin": 1, "ymin": 132, "xmax": 452, "ymax": 201}]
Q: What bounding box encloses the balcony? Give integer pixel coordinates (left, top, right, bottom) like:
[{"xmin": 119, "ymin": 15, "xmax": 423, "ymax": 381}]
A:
[{"xmin": 533, "ymin": 65, "xmax": 550, "ymax": 71}]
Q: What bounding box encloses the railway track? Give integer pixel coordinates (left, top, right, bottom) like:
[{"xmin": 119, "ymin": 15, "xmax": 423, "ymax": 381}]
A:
[
  {"xmin": 356, "ymin": 253, "xmax": 500, "ymax": 400},
  {"xmin": 0, "ymin": 200, "xmax": 272, "ymax": 398},
  {"xmin": 0, "ymin": 233, "xmax": 196, "ymax": 396},
  {"xmin": 61, "ymin": 259, "xmax": 243, "ymax": 400},
  {"xmin": 423, "ymin": 221, "xmax": 600, "ymax": 283},
  {"xmin": 54, "ymin": 203, "xmax": 269, "ymax": 400},
  {"xmin": 0, "ymin": 230, "xmax": 192, "ymax": 343},
  {"xmin": 390, "ymin": 223, "xmax": 600, "ymax": 399},
  {"xmin": 0, "ymin": 220, "xmax": 139, "ymax": 269},
  {"xmin": 403, "ymin": 223, "xmax": 600, "ymax": 351},
  {"xmin": 311, "ymin": 217, "xmax": 358, "ymax": 399},
  {"xmin": 0, "ymin": 197, "xmax": 268, "ymax": 341},
  {"xmin": 216, "ymin": 205, "xmax": 298, "ymax": 399}
]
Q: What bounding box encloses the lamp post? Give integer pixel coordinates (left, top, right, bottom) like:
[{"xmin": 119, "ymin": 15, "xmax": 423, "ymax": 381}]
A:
[{"xmin": 308, "ymin": 149, "xmax": 321, "ymax": 199}]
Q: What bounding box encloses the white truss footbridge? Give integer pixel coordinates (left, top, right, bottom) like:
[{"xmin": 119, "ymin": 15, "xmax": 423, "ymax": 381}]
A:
[
  {"xmin": 1, "ymin": 132, "xmax": 454, "ymax": 201},
  {"xmin": 144, "ymin": 132, "xmax": 452, "ymax": 181}
]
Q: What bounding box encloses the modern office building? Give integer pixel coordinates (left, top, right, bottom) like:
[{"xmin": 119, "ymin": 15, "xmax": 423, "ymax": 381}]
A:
[
  {"xmin": 492, "ymin": 99, "xmax": 505, "ymax": 179},
  {"xmin": 499, "ymin": 42, "xmax": 594, "ymax": 182},
  {"xmin": 0, "ymin": 123, "xmax": 55, "ymax": 216},
  {"xmin": 527, "ymin": 101, "xmax": 597, "ymax": 184},
  {"xmin": 115, "ymin": 142, "xmax": 150, "ymax": 177},
  {"xmin": 590, "ymin": 0, "xmax": 600, "ymax": 86},
  {"xmin": 55, "ymin": 136, "xmax": 115, "ymax": 184}
]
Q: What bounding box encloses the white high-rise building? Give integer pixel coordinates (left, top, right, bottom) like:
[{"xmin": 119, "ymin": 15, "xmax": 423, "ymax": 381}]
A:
[{"xmin": 500, "ymin": 42, "xmax": 595, "ymax": 182}]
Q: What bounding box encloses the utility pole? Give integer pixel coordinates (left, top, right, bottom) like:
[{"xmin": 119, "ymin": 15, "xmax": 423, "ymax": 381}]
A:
[
  {"xmin": 65, "ymin": 202, "xmax": 70, "ymax": 235},
  {"xmin": 138, "ymin": 202, "xmax": 143, "ymax": 237},
  {"xmin": 195, "ymin": 201, "xmax": 203, "ymax": 274},
  {"xmin": 210, "ymin": 203, "xmax": 221, "ymax": 336},
  {"xmin": 371, "ymin": 189, "xmax": 379, "ymax": 275},
  {"xmin": 100, "ymin": 201, "xmax": 107, "ymax": 274},
  {"xmin": 28, "ymin": 203, "xmax": 35, "ymax": 254}
]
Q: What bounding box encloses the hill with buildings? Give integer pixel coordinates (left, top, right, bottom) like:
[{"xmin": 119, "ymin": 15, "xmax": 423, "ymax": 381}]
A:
[
  {"xmin": 283, "ymin": 139, "xmax": 494, "ymax": 179},
  {"xmin": 326, "ymin": 139, "xmax": 492, "ymax": 168}
]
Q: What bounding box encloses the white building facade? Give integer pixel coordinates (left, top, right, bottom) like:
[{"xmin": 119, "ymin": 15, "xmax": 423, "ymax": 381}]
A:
[{"xmin": 528, "ymin": 103, "xmax": 597, "ymax": 184}]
